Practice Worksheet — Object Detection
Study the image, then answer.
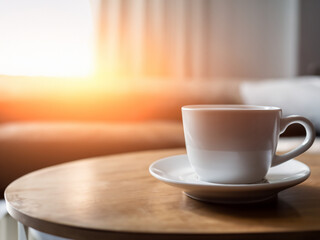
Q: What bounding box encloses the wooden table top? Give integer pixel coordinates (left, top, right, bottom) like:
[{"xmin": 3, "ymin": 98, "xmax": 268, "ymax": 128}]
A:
[{"xmin": 5, "ymin": 148, "xmax": 320, "ymax": 240}]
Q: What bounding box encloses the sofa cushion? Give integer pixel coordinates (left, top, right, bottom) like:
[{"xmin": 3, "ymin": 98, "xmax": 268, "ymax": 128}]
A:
[{"xmin": 0, "ymin": 121, "xmax": 185, "ymax": 196}]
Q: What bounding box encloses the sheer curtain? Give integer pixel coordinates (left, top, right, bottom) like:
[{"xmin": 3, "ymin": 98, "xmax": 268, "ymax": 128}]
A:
[{"xmin": 94, "ymin": 0, "xmax": 299, "ymax": 80}]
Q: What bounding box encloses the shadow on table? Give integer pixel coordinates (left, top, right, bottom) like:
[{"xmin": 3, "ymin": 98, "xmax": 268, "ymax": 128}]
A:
[{"xmin": 182, "ymin": 184, "xmax": 320, "ymax": 230}]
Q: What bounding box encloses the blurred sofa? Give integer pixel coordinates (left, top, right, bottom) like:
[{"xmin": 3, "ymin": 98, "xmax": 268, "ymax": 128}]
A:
[
  {"xmin": 0, "ymin": 76, "xmax": 242, "ymax": 196},
  {"xmin": 0, "ymin": 76, "xmax": 319, "ymax": 197}
]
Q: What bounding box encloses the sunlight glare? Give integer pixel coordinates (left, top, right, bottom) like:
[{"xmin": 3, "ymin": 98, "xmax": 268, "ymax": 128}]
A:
[{"xmin": 0, "ymin": 0, "xmax": 94, "ymax": 77}]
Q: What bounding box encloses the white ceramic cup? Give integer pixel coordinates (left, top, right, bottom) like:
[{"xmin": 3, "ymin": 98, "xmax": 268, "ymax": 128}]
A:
[{"xmin": 182, "ymin": 105, "xmax": 316, "ymax": 184}]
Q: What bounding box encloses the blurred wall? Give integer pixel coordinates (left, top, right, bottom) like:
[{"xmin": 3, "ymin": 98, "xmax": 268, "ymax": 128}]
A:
[{"xmin": 299, "ymin": 0, "xmax": 320, "ymax": 75}]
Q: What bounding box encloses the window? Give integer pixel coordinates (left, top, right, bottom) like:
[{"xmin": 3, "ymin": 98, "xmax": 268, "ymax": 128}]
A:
[{"xmin": 0, "ymin": 0, "xmax": 94, "ymax": 77}]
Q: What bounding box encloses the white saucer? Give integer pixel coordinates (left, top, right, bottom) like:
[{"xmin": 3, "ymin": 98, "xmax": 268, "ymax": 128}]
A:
[{"xmin": 149, "ymin": 154, "xmax": 310, "ymax": 204}]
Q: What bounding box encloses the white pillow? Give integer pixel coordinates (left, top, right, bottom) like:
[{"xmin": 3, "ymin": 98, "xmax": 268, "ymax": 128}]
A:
[
  {"xmin": 0, "ymin": 199, "xmax": 6, "ymax": 219},
  {"xmin": 240, "ymin": 76, "xmax": 320, "ymax": 132}
]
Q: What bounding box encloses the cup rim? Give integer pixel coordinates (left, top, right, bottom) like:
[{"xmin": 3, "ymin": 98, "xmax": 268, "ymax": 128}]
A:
[{"xmin": 181, "ymin": 105, "xmax": 281, "ymax": 111}]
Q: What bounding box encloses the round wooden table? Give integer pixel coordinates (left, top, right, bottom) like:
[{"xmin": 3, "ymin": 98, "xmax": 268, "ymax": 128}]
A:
[{"xmin": 5, "ymin": 148, "xmax": 320, "ymax": 240}]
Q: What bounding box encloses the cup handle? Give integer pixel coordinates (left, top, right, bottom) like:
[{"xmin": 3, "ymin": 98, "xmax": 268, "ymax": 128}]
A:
[{"xmin": 272, "ymin": 115, "xmax": 316, "ymax": 167}]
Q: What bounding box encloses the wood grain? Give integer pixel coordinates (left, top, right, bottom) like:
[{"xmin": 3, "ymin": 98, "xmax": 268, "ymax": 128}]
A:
[{"xmin": 5, "ymin": 149, "xmax": 320, "ymax": 240}]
